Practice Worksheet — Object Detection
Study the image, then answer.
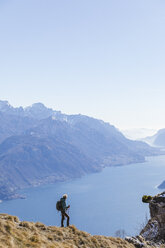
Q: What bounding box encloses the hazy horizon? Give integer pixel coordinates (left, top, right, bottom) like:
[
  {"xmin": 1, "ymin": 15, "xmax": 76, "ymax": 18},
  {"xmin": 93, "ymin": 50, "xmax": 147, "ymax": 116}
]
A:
[{"xmin": 0, "ymin": 0, "xmax": 165, "ymax": 130}]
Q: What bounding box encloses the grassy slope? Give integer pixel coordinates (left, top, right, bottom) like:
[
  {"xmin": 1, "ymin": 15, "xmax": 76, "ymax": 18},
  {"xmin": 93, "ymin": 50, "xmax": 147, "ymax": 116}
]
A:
[
  {"xmin": 0, "ymin": 214, "xmax": 136, "ymax": 248},
  {"xmin": 1, "ymin": 214, "xmax": 165, "ymax": 248}
]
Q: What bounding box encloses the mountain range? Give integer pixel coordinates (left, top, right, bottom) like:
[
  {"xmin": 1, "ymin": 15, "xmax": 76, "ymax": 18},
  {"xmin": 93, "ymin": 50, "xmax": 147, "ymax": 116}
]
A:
[{"xmin": 0, "ymin": 100, "xmax": 162, "ymax": 200}]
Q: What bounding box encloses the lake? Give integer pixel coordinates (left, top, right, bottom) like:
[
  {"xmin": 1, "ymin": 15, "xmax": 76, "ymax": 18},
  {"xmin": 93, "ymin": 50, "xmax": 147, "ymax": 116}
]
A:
[{"xmin": 0, "ymin": 155, "xmax": 165, "ymax": 237}]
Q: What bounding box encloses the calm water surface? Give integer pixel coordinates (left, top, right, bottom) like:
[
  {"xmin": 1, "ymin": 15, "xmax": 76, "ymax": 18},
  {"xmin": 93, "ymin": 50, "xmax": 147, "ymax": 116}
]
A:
[{"xmin": 0, "ymin": 155, "xmax": 165, "ymax": 236}]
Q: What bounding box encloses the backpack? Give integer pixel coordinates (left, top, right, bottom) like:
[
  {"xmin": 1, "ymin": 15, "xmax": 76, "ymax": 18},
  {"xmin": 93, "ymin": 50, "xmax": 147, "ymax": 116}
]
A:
[{"xmin": 56, "ymin": 200, "xmax": 63, "ymax": 211}]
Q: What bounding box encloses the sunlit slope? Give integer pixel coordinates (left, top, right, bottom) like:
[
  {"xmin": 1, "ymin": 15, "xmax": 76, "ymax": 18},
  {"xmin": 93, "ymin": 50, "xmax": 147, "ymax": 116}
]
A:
[{"xmin": 0, "ymin": 214, "xmax": 135, "ymax": 248}]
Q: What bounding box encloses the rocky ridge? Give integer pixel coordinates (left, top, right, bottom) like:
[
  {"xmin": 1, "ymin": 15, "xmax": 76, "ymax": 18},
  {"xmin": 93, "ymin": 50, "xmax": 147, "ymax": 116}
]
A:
[
  {"xmin": 126, "ymin": 192, "xmax": 165, "ymax": 247},
  {"xmin": 141, "ymin": 192, "xmax": 165, "ymax": 243}
]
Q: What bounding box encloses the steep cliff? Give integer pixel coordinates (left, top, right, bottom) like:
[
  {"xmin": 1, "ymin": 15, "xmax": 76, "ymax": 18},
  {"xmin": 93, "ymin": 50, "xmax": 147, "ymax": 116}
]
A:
[
  {"xmin": 126, "ymin": 192, "xmax": 165, "ymax": 247},
  {"xmin": 140, "ymin": 192, "xmax": 165, "ymax": 243}
]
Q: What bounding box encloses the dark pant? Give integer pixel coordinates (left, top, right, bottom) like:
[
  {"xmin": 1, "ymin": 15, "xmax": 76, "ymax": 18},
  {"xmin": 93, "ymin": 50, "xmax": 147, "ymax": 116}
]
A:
[{"xmin": 61, "ymin": 211, "xmax": 70, "ymax": 227}]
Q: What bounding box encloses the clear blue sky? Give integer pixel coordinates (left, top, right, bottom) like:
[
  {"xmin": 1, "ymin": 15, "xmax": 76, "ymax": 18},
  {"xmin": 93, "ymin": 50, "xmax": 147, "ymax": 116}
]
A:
[{"xmin": 0, "ymin": 0, "xmax": 165, "ymax": 129}]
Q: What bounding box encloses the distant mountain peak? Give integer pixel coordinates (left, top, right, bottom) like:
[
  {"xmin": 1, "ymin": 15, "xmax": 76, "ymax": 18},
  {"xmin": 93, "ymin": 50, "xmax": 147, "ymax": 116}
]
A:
[
  {"xmin": 25, "ymin": 102, "xmax": 48, "ymax": 110},
  {"xmin": 0, "ymin": 100, "xmax": 10, "ymax": 105},
  {"xmin": 24, "ymin": 103, "xmax": 54, "ymax": 119},
  {"xmin": 0, "ymin": 100, "xmax": 12, "ymax": 110}
]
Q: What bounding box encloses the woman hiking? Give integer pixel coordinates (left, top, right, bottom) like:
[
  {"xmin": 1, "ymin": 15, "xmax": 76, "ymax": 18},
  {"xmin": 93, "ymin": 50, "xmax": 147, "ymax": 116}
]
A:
[{"xmin": 60, "ymin": 194, "xmax": 70, "ymax": 227}]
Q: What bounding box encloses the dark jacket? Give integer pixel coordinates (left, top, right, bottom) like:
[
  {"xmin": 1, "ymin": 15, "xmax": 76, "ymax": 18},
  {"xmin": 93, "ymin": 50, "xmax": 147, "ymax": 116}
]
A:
[{"xmin": 60, "ymin": 197, "xmax": 67, "ymax": 211}]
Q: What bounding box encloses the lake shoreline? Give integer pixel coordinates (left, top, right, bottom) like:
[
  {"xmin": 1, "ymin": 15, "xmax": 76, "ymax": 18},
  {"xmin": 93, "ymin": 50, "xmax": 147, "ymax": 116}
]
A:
[
  {"xmin": 2, "ymin": 154, "xmax": 165, "ymax": 202},
  {"xmin": 1, "ymin": 156, "xmax": 148, "ymax": 202}
]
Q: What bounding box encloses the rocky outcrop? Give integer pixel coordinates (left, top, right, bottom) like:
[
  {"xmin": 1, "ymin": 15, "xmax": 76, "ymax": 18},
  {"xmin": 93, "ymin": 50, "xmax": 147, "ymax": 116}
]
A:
[
  {"xmin": 125, "ymin": 235, "xmax": 159, "ymax": 248},
  {"xmin": 140, "ymin": 192, "xmax": 165, "ymax": 243},
  {"xmin": 126, "ymin": 192, "xmax": 165, "ymax": 247}
]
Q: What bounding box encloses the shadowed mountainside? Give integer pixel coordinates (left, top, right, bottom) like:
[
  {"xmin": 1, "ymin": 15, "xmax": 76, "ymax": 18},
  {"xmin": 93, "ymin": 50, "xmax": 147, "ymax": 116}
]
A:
[{"xmin": 158, "ymin": 180, "xmax": 165, "ymax": 189}]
